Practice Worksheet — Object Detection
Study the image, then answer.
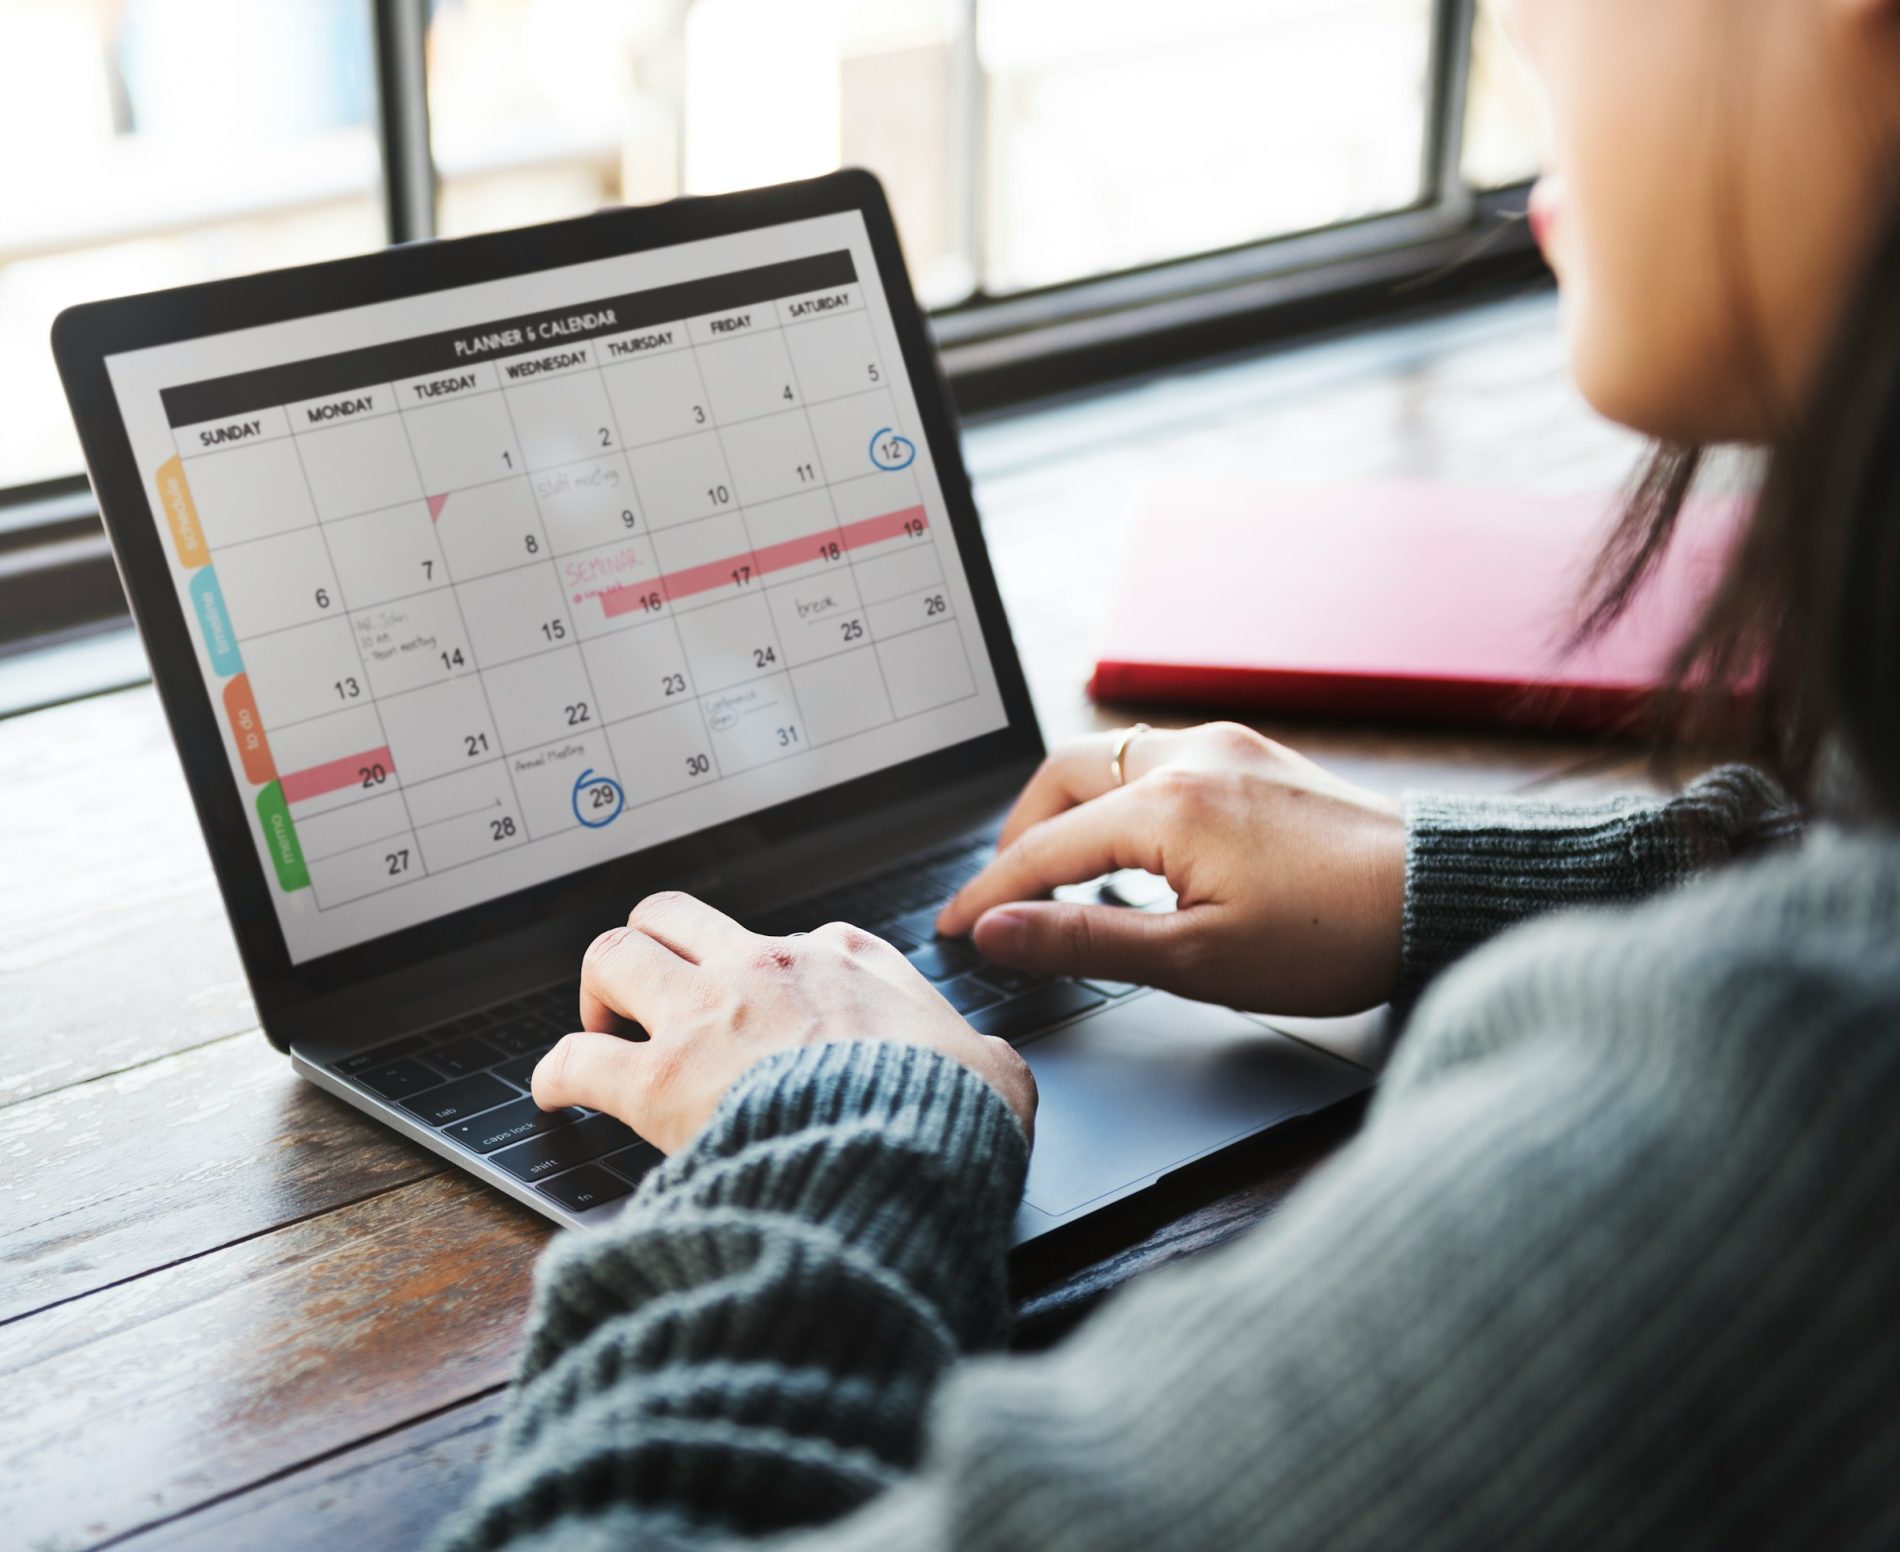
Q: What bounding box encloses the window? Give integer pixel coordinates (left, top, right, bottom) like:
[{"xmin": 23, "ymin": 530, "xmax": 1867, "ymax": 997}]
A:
[
  {"xmin": 3, "ymin": 0, "xmax": 1539, "ymax": 542},
  {"xmin": 978, "ymin": 1, "xmax": 1436, "ymax": 294},
  {"xmin": 421, "ymin": 0, "xmax": 1446, "ymax": 304},
  {"xmin": 0, "ymin": 0, "xmax": 383, "ymax": 491},
  {"xmin": 1463, "ymin": 0, "xmax": 1544, "ymax": 189},
  {"xmin": 427, "ymin": 1, "xmax": 975, "ymax": 305}
]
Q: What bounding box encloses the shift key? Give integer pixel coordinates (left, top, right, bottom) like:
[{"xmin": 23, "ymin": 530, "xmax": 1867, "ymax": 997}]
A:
[
  {"xmin": 491, "ymin": 1112, "xmax": 639, "ymax": 1183},
  {"xmin": 445, "ymin": 1096, "xmax": 582, "ymax": 1154}
]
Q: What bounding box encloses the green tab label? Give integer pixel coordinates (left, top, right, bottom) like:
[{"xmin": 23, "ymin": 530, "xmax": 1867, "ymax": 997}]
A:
[{"xmin": 256, "ymin": 781, "xmax": 310, "ymax": 892}]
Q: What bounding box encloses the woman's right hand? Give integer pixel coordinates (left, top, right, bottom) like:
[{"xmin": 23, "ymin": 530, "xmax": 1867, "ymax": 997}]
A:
[{"xmin": 935, "ymin": 723, "xmax": 1407, "ymax": 1017}]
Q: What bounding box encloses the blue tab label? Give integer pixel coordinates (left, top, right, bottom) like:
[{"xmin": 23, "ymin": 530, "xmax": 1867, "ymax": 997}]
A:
[{"xmin": 190, "ymin": 567, "xmax": 243, "ymax": 677}]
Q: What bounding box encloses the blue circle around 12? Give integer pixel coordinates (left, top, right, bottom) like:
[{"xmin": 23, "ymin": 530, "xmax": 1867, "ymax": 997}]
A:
[{"xmin": 869, "ymin": 427, "xmax": 916, "ymax": 471}]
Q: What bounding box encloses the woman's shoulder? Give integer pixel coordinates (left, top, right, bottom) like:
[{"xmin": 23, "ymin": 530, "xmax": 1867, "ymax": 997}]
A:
[{"xmin": 1392, "ymin": 823, "xmax": 1900, "ymax": 1101}]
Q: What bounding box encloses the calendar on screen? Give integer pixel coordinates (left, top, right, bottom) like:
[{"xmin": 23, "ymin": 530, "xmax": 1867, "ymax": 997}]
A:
[{"xmin": 104, "ymin": 213, "xmax": 1008, "ymax": 963}]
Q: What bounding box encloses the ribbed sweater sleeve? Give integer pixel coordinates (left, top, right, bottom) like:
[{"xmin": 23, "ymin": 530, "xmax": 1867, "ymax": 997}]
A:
[
  {"xmin": 433, "ymin": 833, "xmax": 1900, "ymax": 1552},
  {"xmin": 431, "ymin": 828, "xmax": 1900, "ymax": 1542},
  {"xmin": 432, "ymin": 1040, "xmax": 1028, "ymax": 1552},
  {"xmin": 1399, "ymin": 762, "xmax": 1801, "ymax": 995}
]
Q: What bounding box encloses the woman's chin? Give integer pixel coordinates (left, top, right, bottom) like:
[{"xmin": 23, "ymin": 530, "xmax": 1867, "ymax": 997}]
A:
[
  {"xmin": 1563, "ymin": 306, "xmax": 1688, "ymax": 440},
  {"xmin": 1568, "ymin": 335, "xmax": 1738, "ymax": 445}
]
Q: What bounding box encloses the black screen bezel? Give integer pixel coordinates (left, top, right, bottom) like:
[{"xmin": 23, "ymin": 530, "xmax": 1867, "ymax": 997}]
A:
[{"xmin": 52, "ymin": 169, "xmax": 1042, "ymax": 1024}]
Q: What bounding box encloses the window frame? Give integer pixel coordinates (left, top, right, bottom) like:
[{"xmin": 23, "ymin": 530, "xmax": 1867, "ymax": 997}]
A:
[{"xmin": 1, "ymin": 0, "xmax": 1541, "ymax": 651}]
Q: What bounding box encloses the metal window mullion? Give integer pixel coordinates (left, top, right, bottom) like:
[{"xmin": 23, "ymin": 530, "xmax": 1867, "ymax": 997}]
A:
[
  {"xmin": 952, "ymin": 0, "xmax": 987, "ymax": 298},
  {"xmin": 1421, "ymin": 0, "xmax": 1478, "ymax": 220},
  {"xmin": 372, "ymin": 0, "xmax": 436, "ymax": 244}
]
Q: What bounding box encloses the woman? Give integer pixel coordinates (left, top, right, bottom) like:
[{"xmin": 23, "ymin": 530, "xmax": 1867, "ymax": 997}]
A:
[{"xmin": 438, "ymin": 0, "xmax": 1900, "ymax": 1545}]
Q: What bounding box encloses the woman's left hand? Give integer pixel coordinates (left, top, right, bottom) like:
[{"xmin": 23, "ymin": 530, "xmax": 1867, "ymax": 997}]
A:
[{"xmin": 531, "ymin": 891, "xmax": 1038, "ymax": 1155}]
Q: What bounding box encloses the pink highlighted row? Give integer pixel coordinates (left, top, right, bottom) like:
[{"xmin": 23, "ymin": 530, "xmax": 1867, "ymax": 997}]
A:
[
  {"xmin": 275, "ymin": 506, "xmax": 932, "ymax": 805},
  {"xmin": 281, "ymin": 745, "xmax": 395, "ymax": 805},
  {"xmin": 599, "ymin": 504, "xmax": 927, "ymax": 621}
]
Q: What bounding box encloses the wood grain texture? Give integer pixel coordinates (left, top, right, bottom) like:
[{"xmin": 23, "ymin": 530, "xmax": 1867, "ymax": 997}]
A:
[
  {"xmin": 117, "ymin": 1394, "xmax": 509, "ymax": 1552},
  {"xmin": 95, "ymin": 1107, "xmax": 1364, "ymax": 1552},
  {"xmin": 0, "ymin": 690, "xmax": 255, "ymax": 1108},
  {"xmin": 0, "ymin": 1032, "xmax": 445, "ymax": 1323},
  {"xmin": 0, "ymin": 1174, "xmax": 545, "ymax": 1552}
]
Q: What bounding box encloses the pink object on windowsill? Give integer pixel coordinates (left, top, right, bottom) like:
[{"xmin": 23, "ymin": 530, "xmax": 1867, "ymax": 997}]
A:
[{"xmin": 1088, "ymin": 480, "xmax": 1747, "ymax": 733}]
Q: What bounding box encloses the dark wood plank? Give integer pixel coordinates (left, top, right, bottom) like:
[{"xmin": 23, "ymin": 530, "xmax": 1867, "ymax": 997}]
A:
[
  {"xmin": 0, "ymin": 1032, "xmax": 445, "ymax": 1323},
  {"xmin": 80, "ymin": 1111, "xmax": 1366, "ymax": 1552},
  {"xmin": 102, "ymin": 1102, "xmax": 1365, "ymax": 1552},
  {"xmin": 0, "ymin": 688, "xmax": 254, "ymax": 1107},
  {"xmin": 0, "ymin": 1174, "xmax": 545, "ymax": 1552},
  {"xmin": 118, "ymin": 1394, "xmax": 509, "ymax": 1552}
]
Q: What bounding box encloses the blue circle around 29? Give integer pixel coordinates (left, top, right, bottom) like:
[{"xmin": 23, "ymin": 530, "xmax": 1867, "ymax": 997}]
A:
[
  {"xmin": 572, "ymin": 767, "xmax": 625, "ymax": 827},
  {"xmin": 869, "ymin": 427, "xmax": 916, "ymax": 471}
]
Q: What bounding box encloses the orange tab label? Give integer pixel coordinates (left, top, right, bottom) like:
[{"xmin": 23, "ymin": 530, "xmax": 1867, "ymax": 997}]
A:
[
  {"xmin": 223, "ymin": 674, "xmax": 276, "ymax": 785},
  {"xmin": 155, "ymin": 455, "xmax": 207, "ymax": 568}
]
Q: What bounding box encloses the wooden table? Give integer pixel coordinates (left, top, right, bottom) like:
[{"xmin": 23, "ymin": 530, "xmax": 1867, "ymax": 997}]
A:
[{"xmin": 0, "ymin": 294, "xmax": 1653, "ymax": 1551}]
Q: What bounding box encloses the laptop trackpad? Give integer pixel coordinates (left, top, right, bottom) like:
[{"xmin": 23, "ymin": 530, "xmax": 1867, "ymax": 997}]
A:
[{"xmin": 1016, "ymin": 991, "xmax": 1369, "ymax": 1222}]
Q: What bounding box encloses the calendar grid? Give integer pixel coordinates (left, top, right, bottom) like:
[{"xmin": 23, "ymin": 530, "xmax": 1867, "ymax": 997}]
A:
[
  {"xmin": 671, "ymin": 312, "xmax": 814, "ymax": 768},
  {"xmin": 279, "ymin": 421, "xmax": 431, "ymax": 908},
  {"xmin": 220, "ymin": 533, "xmax": 838, "ymax": 649},
  {"xmin": 180, "ymin": 386, "xmax": 915, "ymax": 555},
  {"xmin": 181, "ymin": 388, "xmax": 915, "ymax": 488},
  {"xmin": 303, "ymin": 822, "xmax": 415, "ymax": 866},
  {"xmin": 267, "ymin": 607, "xmax": 971, "ymax": 756},
  {"xmin": 264, "ymin": 593, "xmax": 983, "ymax": 911},
  {"xmin": 384, "ymin": 389, "xmax": 535, "ymax": 859},
  {"xmin": 484, "ymin": 369, "xmax": 630, "ymax": 838},
  {"xmin": 149, "ymin": 246, "xmax": 992, "ymax": 922},
  {"xmin": 781, "ymin": 303, "xmax": 899, "ymax": 728},
  {"xmin": 288, "ymin": 681, "xmax": 989, "ymax": 906},
  {"xmin": 582, "ymin": 334, "xmax": 731, "ymax": 790}
]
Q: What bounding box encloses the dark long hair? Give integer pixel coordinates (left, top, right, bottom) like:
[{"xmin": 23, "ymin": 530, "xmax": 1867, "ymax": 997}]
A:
[{"xmin": 1575, "ymin": 171, "xmax": 1900, "ymax": 817}]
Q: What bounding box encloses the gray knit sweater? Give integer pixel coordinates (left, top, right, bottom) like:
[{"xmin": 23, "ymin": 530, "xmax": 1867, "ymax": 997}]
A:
[{"xmin": 434, "ymin": 766, "xmax": 1900, "ymax": 1550}]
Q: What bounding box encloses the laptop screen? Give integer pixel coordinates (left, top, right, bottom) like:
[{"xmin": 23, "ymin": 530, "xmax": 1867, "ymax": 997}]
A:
[{"xmin": 100, "ymin": 211, "xmax": 1009, "ymax": 965}]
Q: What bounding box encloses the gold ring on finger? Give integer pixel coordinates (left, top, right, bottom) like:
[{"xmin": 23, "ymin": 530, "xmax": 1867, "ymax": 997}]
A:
[{"xmin": 1109, "ymin": 723, "xmax": 1151, "ymax": 788}]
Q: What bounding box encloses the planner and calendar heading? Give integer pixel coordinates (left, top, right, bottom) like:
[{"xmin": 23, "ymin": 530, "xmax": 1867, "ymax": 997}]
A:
[{"xmin": 159, "ymin": 252, "xmax": 858, "ymax": 430}]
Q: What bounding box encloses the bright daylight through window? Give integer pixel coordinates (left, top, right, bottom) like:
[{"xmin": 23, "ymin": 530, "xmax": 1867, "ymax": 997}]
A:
[
  {"xmin": 0, "ymin": 0, "xmax": 1520, "ymax": 497},
  {"xmin": 1, "ymin": 0, "xmax": 381, "ymax": 491}
]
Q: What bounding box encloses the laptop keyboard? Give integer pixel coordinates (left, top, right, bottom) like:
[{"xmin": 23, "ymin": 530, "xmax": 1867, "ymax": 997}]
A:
[{"xmin": 328, "ymin": 837, "xmax": 1143, "ymax": 1213}]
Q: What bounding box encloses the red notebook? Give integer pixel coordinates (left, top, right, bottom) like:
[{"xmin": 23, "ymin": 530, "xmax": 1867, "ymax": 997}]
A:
[{"xmin": 1088, "ymin": 481, "xmax": 1741, "ymax": 734}]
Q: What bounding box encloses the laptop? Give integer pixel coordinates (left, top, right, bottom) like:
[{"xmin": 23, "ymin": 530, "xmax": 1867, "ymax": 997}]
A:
[{"xmin": 51, "ymin": 169, "xmax": 1370, "ymax": 1244}]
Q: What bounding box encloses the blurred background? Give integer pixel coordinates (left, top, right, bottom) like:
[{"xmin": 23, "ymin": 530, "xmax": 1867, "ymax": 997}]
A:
[{"xmin": 0, "ymin": 0, "xmax": 1541, "ymax": 494}]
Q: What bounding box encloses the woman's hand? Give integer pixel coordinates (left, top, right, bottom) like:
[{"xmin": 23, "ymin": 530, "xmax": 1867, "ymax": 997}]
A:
[
  {"xmin": 532, "ymin": 891, "xmax": 1037, "ymax": 1154},
  {"xmin": 935, "ymin": 723, "xmax": 1406, "ymax": 1016}
]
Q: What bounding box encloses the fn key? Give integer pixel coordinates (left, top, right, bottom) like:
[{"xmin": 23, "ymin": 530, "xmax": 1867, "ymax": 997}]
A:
[{"xmin": 538, "ymin": 1164, "xmax": 632, "ymax": 1212}]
